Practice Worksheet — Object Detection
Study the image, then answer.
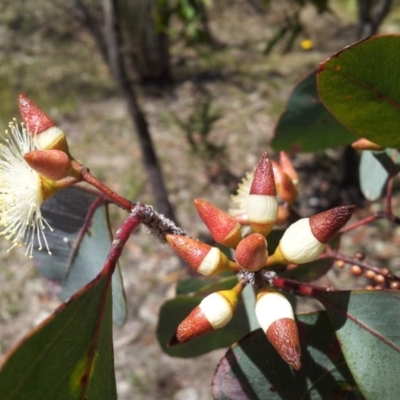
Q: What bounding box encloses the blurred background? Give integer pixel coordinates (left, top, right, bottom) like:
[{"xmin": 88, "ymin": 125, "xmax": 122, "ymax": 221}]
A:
[{"xmin": 0, "ymin": 0, "xmax": 399, "ymax": 398}]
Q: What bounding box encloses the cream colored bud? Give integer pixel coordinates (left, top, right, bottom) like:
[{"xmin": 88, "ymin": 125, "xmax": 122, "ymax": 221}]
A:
[
  {"xmin": 277, "ymin": 218, "xmax": 325, "ymax": 264},
  {"xmin": 255, "ymin": 290, "xmax": 295, "ymax": 332}
]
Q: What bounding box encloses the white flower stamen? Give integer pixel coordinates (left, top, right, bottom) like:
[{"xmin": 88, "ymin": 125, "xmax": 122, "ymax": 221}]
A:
[
  {"xmin": 0, "ymin": 119, "xmax": 52, "ymax": 257},
  {"xmin": 229, "ymin": 170, "xmax": 253, "ymax": 216}
]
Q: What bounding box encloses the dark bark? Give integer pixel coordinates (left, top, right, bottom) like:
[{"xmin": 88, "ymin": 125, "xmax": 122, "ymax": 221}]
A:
[
  {"xmin": 73, "ymin": 0, "xmax": 176, "ymax": 222},
  {"xmin": 117, "ymin": 0, "xmax": 171, "ymax": 85},
  {"xmin": 73, "ymin": 0, "xmax": 108, "ymax": 64},
  {"xmin": 102, "ymin": 0, "xmax": 176, "ymax": 221},
  {"xmin": 357, "ymin": 0, "xmax": 392, "ymax": 39}
]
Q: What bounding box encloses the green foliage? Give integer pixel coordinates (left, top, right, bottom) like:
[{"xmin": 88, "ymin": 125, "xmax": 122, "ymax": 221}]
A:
[
  {"xmin": 32, "ymin": 186, "xmax": 127, "ymax": 326},
  {"xmin": 156, "ymin": 0, "xmax": 213, "ymax": 44},
  {"xmin": 359, "ymin": 149, "xmax": 400, "ymax": 201},
  {"xmin": 317, "ymin": 35, "xmax": 400, "ymax": 149},
  {"xmin": 315, "ymin": 290, "xmax": 400, "ymax": 399},
  {"xmin": 173, "ymin": 92, "xmax": 225, "ymax": 160},
  {"xmin": 212, "ymin": 312, "xmax": 361, "ymax": 400},
  {"xmin": 0, "ymin": 266, "xmax": 116, "ymax": 400},
  {"xmin": 272, "ymin": 69, "xmax": 357, "ymax": 152}
]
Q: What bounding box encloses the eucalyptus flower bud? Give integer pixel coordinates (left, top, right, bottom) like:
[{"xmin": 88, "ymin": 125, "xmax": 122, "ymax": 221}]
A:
[
  {"xmin": 166, "ymin": 234, "xmax": 239, "ymax": 276},
  {"xmin": 19, "ymin": 93, "xmax": 69, "ymax": 153},
  {"xmin": 235, "ymin": 233, "xmax": 268, "ymax": 272},
  {"xmin": 24, "ymin": 150, "xmax": 71, "ymax": 181},
  {"xmin": 194, "ymin": 199, "xmax": 242, "ymax": 247},
  {"xmin": 267, "ymin": 205, "xmax": 355, "ymax": 265},
  {"xmin": 279, "ymin": 151, "xmax": 299, "ymax": 186},
  {"xmin": 255, "ymin": 287, "xmax": 301, "ymax": 370},
  {"xmin": 168, "ymin": 281, "xmax": 245, "ymax": 346},
  {"xmin": 279, "ymin": 172, "xmax": 298, "ymax": 204},
  {"xmin": 246, "ymin": 152, "xmax": 278, "ymax": 236}
]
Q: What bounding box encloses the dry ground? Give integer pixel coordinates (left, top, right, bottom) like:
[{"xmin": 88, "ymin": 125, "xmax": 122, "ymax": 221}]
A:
[{"xmin": 1, "ymin": 2, "xmax": 400, "ymax": 399}]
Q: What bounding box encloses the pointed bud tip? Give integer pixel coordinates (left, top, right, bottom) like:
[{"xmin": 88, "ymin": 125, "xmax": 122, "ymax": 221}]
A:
[
  {"xmin": 194, "ymin": 199, "xmax": 242, "ymax": 247},
  {"xmin": 250, "ymin": 152, "xmax": 276, "ymax": 196},
  {"xmin": 168, "ymin": 305, "xmax": 215, "ymax": 346},
  {"xmin": 18, "ymin": 93, "xmax": 54, "ymax": 134},
  {"xmin": 279, "ymin": 172, "xmax": 298, "ymax": 203},
  {"xmin": 167, "ymin": 335, "xmax": 179, "ymax": 347},
  {"xmin": 351, "ymin": 138, "xmax": 384, "ymax": 151},
  {"xmin": 279, "ymin": 151, "xmax": 299, "ymax": 185},
  {"xmin": 266, "ymin": 318, "xmax": 301, "ymax": 370},
  {"xmin": 310, "ymin": 205, "xmax": 355, "ymax": 243}
]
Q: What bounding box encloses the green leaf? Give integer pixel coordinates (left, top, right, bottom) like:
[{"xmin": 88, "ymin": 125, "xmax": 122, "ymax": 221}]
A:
[
  {"xmin": 33, "ymin": 187, "xmax": 126, "ymax": 326},
  {"xmin": 176, "ymin": 274, "xmax": 238, "ymax": 296},
  {"xmin": 317, "ymin": 35, "xmax": 400, "ymax": 149},
  {"xmin": 0, "ymin": 268, "xmax": 116, "ymax": 400},
  {"xmin": 212, "ymin": 312, "xmax": 360, "ymax": 400},
  {"xmin": 314, "ymin": 290, "xmax": 400, "ymax": 399},
  {"xmin": 359, "ymin": 150, "xmax": 388, "ymax": 200},
  {"xmin": 157, "ymin": 291, "xmax": 251, "ymax": 358},
  {"xmin": 59, "ymin": 206, "xmax": 126, "ymax": 327},
  {"xmin": 272, "ymin": 68, "xmax": 357, "ymax": 152},
  {"xmin": 359, "ymin": 149, "xmax": 400, "ymax": 201}
]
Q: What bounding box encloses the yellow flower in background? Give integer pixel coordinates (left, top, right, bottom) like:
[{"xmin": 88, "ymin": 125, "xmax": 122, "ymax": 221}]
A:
[
  {"xmin": 0, "ymin": 120, "xmax": 52, "ymax": 257},
  {"xmin": 300, "ymin": 39, "xmax": 313, "ymax": 51}
]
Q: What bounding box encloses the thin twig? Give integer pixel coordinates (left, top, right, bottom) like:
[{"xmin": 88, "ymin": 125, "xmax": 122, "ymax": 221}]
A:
[
  {"xmin": 73, "ymin": 160, "xmax": 133, "ymax": 212},
  {"xmin": 324, "ymin": 247, "xmax": 400, "ymax": 282}
]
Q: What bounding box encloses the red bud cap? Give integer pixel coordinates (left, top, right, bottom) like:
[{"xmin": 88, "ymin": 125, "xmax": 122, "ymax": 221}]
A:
[
  {"xmin": 267, "ymin": 318, "xmax": 301, "ymax": 370},
  {"xmin": 250, "ymin": 152, "xmax": 276, "ymax": 196},
  {"xmin": 276, "ymin": 205, "xmax": 289, "ymax": 226},
  {"xmin": 24, "ymin": 150, "xmax": 71, "ymax": 181},
  {"xmin": 167, "ymin": 305, "xmax": 213, "ymax": 346},
  {"xmin": 247, "ymin": 153, "xmax": 278, "ymax": 236},
  {"xmin": 167, "ymin": 285, "xmax": 243, "ymax": 346},
  {"xmin": 279, "ymin": 172, "xmax": 298, "ymax": 204},
  {"xmin": 351, "ymin": 138, "xmax": 384, "ymax": 151},
  {"xmin": 235, "ymin": 233, "xmax": 268, "ymax": 271},
  {"xmin": 255, "ymin": 287, "xmax": 301, "ymax": 370},
  {"xmin": 279, "ymin": 151, "xmax": 299, "ymax": 185},
  {"xmin": 271, "ymin": 160, "xmax": 283, "ymax": 190},
  {"xmin": 19, "ymin": 93, "xmax": 69, "ymax": 152},
  {"xmin": 310, "ymin": 205, "xmax": 355, "ymax": 244},
  {"xmin": 19, "ymin": 93, "xmax": 54, "ymax": 134},
  {"xmin": 166, "ymin": 234, "xmax": 238, "ymax": 275},
  {"xmin": 194, "ymin": 199, "xmax": 242, "ymax": 247}
]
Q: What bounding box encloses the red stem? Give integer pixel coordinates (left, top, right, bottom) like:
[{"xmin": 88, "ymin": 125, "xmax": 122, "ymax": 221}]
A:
[
  {"xmin": 268, "ymin": 275, "xmax": 330, "ymax": 297},
  {"xmin": 323, "ymin": 247, "xmax": 400, "ymax": 282},
  {"xmin": 340, "ymin": 214, "xmax": 380, "ymax": 233},
  {"xmin": 386, "ymin": 176, "xmax": 393, "ymax": 215},
  {"xmin": 72, "ymin": 159, "xmax": 133, "ymax": 212},
  {"xmin": 101, "ymin": 208, "xmax": 143, "ymax": 275},
  {"xmin": 81, "ymin": 208, "xmax": 143, "ymax": 399}
]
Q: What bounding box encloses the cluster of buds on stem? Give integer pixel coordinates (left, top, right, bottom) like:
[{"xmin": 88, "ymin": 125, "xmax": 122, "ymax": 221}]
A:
[{"xmin": 167, "ymin": 151, "xmax": 355, "ymax": 369}]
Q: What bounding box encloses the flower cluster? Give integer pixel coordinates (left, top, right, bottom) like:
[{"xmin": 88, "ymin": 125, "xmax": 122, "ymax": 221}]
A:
[
  {"xmin": 167, "ymin": 152, "xmax": 355, "ymax": 370},
  {"xmin": 0, "ymin": 94, "xmax": 77, "ymax": 257}
]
